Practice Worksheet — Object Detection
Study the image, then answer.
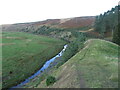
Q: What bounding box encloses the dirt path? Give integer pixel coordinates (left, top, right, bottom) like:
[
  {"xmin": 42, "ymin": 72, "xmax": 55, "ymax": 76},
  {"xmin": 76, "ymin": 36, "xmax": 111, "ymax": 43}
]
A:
[
  {"xmin": 75, "ymin": 40, "xmax": 92, "ymax": 88},
  {"xmin": 77, "ymin": 70, "xmax": 86, "ymax": 88},
  {"xmin": 79, "ymin": 28, "xmax": 94, "ymax": 32},
  {"xmin": 0, "ymin": 43, "xmax": 15, "ymax": 46},
  {"xmin": 75, "ymin": 50, "xmax": 88, "ymax": 88}
]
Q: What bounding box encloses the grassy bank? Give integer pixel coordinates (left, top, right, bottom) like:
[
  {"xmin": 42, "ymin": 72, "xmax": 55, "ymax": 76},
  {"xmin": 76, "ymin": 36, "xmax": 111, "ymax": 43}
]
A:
[
  {"xmin": 2, "ymin": 32, "xmax": 66, "ymax": 88},
  {"xmin": 37, "ymin": 39, "xmax": 119, "ymax": 88}
]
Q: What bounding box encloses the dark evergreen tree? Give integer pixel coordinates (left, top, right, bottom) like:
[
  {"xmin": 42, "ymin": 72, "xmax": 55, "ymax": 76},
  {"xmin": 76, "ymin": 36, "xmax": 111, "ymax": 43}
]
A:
[
  {"xmin": 112, "ymin": 5, "xmax": 120, "ymax": 45},
  {"xmin": 94, "ymin": 5, "xmax": 119, "ymax": 38},
  {"xmin": 113, "ymin": 25, "xmax": 120, "ymax": 45}
]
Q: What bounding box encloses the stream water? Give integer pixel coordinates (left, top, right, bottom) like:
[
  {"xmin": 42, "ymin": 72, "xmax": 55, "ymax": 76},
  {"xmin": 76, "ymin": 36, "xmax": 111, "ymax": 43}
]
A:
[{"xmin": 11, "ymin": 45, "xmax": 67, "ymax": 88}]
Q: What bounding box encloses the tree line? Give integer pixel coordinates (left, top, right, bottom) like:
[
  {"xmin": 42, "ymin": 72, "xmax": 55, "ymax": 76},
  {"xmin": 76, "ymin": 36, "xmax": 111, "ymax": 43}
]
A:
[{"xmin": 94, "ymin": 5, "xmax": 120, "ymax": 45}]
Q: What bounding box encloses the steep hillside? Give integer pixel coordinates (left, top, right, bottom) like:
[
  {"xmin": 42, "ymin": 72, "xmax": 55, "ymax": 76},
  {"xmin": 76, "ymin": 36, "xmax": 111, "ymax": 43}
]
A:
[{"xmin": 37, "ymin": 39, "xmax": 119, "ymax": 88}]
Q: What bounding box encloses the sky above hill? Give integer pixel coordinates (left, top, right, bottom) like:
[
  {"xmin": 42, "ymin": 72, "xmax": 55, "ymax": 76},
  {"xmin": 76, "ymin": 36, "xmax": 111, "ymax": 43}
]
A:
[{"xmin": 0, "ymin": 0, "xmax": 119, "ymax": 25}]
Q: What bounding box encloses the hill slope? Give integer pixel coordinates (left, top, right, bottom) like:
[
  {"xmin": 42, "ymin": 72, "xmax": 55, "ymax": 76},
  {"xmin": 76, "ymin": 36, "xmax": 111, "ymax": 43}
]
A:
[
  {"xmin": 2, "ymin": 16, "xmax": 95, "ymax": 32},
  {"xmin": 37, "ymin": 39, "xmax": 119, "ymax": 88}
]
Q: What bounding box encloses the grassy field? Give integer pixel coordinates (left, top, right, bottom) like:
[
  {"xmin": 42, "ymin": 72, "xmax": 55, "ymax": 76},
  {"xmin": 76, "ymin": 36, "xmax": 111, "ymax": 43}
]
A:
[
  {"xmin": 0, "ymin": 32, "xmax": 2, "ymax": 89},
  {"xmin": 2, "ymin": 32, "xmax": 66, "ymax": 88},
  {"xmin": 37, "ymin": 39, "xmax": 119, "ymax": 88}
]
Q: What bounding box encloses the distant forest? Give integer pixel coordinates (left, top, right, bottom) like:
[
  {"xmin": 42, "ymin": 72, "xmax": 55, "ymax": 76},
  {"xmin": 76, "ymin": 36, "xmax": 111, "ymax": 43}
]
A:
[{"xmin": 94, "ymin": 5, "xmax": 120, "ymax": 45}]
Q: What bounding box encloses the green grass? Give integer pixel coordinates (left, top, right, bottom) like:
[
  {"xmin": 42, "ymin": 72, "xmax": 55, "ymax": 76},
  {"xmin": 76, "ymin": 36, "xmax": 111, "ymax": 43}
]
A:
[
  {"xmin": 0, "ymin": 32, "xmax": 2, "ymax": 89},
  {"xmin": 2, "ymin": 32, "xmax": 66, "ymax": 88},
  {"xmin": 37, "ymin": 39, "xmax": 119, "ymax": 88}
]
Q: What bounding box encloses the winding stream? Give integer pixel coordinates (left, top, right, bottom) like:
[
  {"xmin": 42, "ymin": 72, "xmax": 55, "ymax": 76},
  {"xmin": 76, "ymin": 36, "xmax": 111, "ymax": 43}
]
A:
[{"xmin": 12, "ymin": 45, "xmax": 67, "ymax": 88}]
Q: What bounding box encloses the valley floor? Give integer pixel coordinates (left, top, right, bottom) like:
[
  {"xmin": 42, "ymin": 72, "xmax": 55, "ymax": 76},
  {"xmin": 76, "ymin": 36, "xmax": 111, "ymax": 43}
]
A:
[{"xmin": 2, "ymin": 32, "xmax": 66, "ymax": 88}]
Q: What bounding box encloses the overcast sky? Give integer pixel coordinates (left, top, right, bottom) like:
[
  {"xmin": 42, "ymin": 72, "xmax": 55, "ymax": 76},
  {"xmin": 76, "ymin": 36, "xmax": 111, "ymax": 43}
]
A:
[{"xmin": 0, "ymin": 0, "xmax": 119, "ymax": 25}]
